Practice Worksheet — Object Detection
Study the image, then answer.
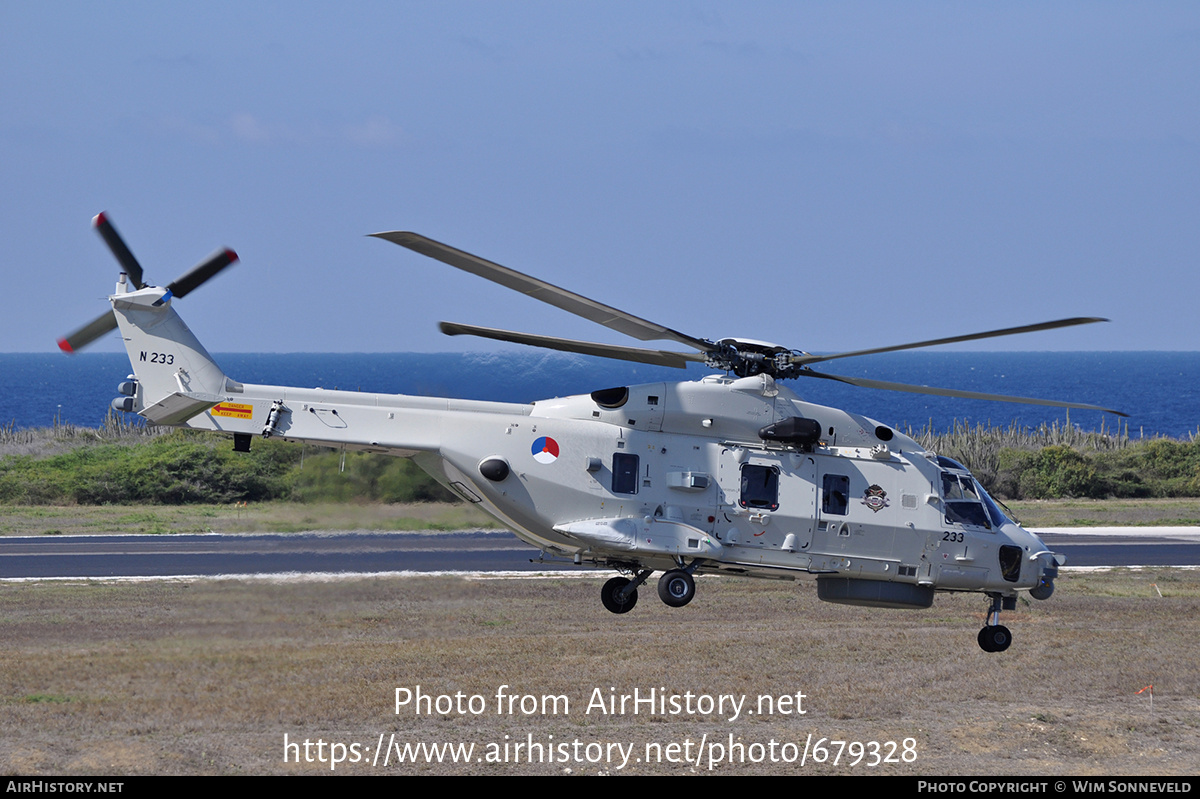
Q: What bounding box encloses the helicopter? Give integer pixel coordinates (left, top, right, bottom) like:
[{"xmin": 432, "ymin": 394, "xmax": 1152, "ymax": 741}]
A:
[{"xmin": 59, "ymin": 214, "xmax": 1126, "ymax": 653}]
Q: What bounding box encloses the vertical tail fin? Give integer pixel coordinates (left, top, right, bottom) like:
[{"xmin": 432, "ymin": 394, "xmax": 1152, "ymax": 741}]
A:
[{"xmin": 111, "ymin": 287, "xmax": 230, "ymax": 425}]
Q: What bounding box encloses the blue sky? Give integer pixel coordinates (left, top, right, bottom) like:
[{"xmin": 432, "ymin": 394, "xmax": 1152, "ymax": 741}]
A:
[{"xmin": 4, "ymin": 2, "xmax": 1198, "ymax": 355}]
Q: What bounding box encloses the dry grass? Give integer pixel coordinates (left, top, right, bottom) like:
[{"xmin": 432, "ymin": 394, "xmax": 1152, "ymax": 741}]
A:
[
  {"xmin": 4, "ymin": 497, "xmax": 1199, "ymax": 537},
  {"xmin": 0, "ymin": 414, "xmax": 161, "ymax": 459},
  {"xmin": 1008, "ymin": 498, "xmax": 1200, "ymax": 528},
  {"xmin": 0, "ymin": 502, "xmax": 500, "ymax": 536},
  {"xmin": 2, "ymin": 570, "xmax": 1198, "ymax": 775}
]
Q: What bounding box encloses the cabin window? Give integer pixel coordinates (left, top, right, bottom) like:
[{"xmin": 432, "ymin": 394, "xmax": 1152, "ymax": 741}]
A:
[
  {"xmin": 739, "ymin": 464, "xmax": 779, "ymax": 511},
  {"xmin": 822, "ymin": 474, "xmax": 850, "ymax": 516},
  {"xmin": 612, "ymin": 453, "xmax": 639, "ymax": 495}
]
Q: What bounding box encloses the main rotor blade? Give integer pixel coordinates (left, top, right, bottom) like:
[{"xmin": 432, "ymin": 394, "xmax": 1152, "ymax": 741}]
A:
[
  {"xmin": 791, "ymin": 318, "xmax": 1109, "ymax": 367},
  {"xmin": 57, "ymin": 309, "xmax": 118, "ymax": 353},
  {"xmin": 439, "ymin": 321, "xmax": 703, "ymax": 369},
  {"xmin": 800, "ymin": 369, "xmax": 1128, "ymax": 416},
  {"xmin": 372, "ymin": 231, "xmax": 712, "ymax": 351},
  {"xmin": 166, "ymin": 248, "xmax": 239, "ymax": 298},
  {"xmin": 92, "ymin": 212, "xmax": 145, "ymax": 289}
]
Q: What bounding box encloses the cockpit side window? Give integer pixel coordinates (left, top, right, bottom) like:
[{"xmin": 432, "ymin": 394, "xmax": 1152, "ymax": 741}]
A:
[
  {"xmin": 961, "ymin": 479, "xmax": 980, "ymax": 501},
  {"xmin": 942, "ymin": 472, "xmax": 992, "ymax": 530},
  {"xmin": 942, "ymin": 473, "xmax": 964, "ymax": 500},
  {"xmin": 979, "ymin": 484, "xmax": 1009, "ymax": 528}
]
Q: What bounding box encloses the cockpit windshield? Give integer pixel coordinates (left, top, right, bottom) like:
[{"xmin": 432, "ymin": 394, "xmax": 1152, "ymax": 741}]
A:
[{"xmin": 938, "ymin": 457, "xmax": 1008, "ymax": 530}]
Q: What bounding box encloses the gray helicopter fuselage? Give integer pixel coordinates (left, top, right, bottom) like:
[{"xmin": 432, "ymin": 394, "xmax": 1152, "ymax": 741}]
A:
[{"xmin": 147, "ymin": 344, "xmax": 1048, "ymax": 603}]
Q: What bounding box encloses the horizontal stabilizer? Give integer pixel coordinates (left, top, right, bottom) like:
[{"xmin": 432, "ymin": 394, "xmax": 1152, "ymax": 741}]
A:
[{"xmin": 139, "ymin": 392, "xmax": 224, "ymax": 425}]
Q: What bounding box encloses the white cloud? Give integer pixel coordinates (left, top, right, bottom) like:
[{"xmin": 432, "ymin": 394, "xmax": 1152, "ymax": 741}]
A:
[
  {"xmin": 230, "ymin": 113, "xmax": 272, "ymax": 143},
  {"xmin": 222, "ymin": 113, "xmax": 401, "ymax": 148},
  {"xmin": 343, "ymin": 116, "xmax": 403, "ymax": 148}
]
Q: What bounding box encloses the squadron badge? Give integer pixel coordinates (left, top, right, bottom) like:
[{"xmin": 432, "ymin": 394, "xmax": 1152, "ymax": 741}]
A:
[{"xmin": 861, "ymin": 484, "xmax": 889, "ymax": 512}]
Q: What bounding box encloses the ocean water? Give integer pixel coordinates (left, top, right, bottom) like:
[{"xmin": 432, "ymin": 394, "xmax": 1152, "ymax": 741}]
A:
[{"xmin": 2, "ymin": 350, "xmax": 1196, "ymax": 438}]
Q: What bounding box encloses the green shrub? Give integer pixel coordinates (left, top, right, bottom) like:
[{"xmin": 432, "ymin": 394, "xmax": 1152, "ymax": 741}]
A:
[
  {"xmin": 1014, "ymin": 445, "xmax": 1101, "ymax": 499},
  {"xmin": 287, "ymin": 451, "xmax": 455, "ymax": 503},
  {"xmin": 0, "ymin": 428, "xmax": 454, "ymax": 505},
  {"xmin": 0, "ymin": 431, "xmax": 301, "ymax": 504}
]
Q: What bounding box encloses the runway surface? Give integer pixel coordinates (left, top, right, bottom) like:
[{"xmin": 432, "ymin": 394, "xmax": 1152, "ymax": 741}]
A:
[
  {"xmin": 0, "ymin": 531, "xmax": 567, "ymax": 579},
  {"xmin": 1, "ymin": 527, "xmax": 1197, "ymax": 580}
]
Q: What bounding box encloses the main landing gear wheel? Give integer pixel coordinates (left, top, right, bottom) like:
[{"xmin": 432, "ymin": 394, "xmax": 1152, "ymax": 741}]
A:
[
  {"xmin": 977, "ymin": 625, "xmax": 1012, "ymax": 653},
  {"xmin": 601, "ymin": 577, "xmax": 638, "ymax": 614},
  {"xmin": 657, "ymin": 570, "xmax": 696, "ymax": 608}
]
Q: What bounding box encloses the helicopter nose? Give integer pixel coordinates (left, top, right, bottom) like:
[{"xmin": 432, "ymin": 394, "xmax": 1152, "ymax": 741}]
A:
[
  {"xmin": 1030, "ymin": 574, "xmax": 1055, "ymax": 600},
  {"xmin": 1028, "ymin": 550, "xmax": 1062, "ymax": 600}
]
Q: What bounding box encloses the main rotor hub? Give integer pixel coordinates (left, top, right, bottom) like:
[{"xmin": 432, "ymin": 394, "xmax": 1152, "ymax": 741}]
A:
[{"xmin": 708, "ymin": 338, "xmax": 801, "ymax": 378}]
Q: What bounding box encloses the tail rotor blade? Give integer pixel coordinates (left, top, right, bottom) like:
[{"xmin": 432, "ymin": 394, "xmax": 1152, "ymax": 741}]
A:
[
  {"xmin": 57, "ymin": 309, "xmax": 118, "ymax": 353},
  {"xmin": 92, "ymin": 212, "xmax": 145, "ymax": 289},
  {"xmin": 166, "ymin": 248, "xmax": 239, "ymax": 298},
  {"xmin": 59, "ymin": 215, "xmax": 238, "ymax": 354}
]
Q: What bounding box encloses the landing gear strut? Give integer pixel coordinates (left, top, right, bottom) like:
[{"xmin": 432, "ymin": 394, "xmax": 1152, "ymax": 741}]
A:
[
  {"xmin": 600, "ymin": 569, "xmax": 652, "ymax": 614},
  {"xmin": 977, "ymin": 593, "xmax": 1014, "ymax": 653},
  {"xmin": 602, "ymin": 563, "xmax": 703, "ymax": 614}
]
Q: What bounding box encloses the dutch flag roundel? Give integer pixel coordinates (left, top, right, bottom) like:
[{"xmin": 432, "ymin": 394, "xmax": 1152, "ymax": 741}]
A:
[{"xmin": 531, "ymin": 436, "xmax": 559, "ymax": 464}]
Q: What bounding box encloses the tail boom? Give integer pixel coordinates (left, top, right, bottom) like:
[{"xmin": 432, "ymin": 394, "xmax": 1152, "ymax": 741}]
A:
[{"xmin": 110, "ymin": 286, "xmax": 527, "ymax": 455}]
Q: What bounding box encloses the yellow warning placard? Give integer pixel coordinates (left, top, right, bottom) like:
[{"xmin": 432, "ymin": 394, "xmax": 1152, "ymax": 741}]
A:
[{"xmin": 211, "ymin": 402, "xmax": 253, "ymax": 420}]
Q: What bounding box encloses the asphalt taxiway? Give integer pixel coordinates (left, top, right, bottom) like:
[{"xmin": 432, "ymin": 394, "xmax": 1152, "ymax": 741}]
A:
[{"xmin": 1, "ymin": 527, "xmax": 1197, "ymax": 580}]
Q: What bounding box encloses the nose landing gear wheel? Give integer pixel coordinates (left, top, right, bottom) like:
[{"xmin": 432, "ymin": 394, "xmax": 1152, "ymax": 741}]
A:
[
  {"xmin": 657, "ymin": 570, "xmax": 696, "ymax": 608},
  {"xmin": 601, "ymin": 576, "xmax": 638, "ymax": 614},
  {"xmin": 978, "ymin": 625, "xmax": 1012, "ymax": 653}
]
